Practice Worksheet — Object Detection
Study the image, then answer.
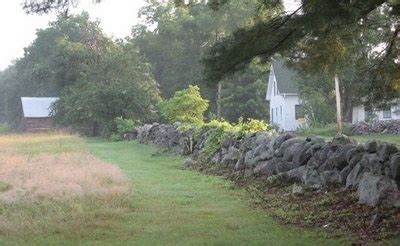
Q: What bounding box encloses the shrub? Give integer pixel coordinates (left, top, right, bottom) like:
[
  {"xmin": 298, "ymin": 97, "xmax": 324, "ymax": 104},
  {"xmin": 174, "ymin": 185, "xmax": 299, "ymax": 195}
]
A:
[
  {"xmin": 197, "ymin": 118, "xmax": 273, "ymax": 160},
  {"xmin": 159, "ymin": 85, "xmax": 209, "ymax": 125},
  {"xmin": 110, "ymin": 117, "xmax": 137, "ymax": 141}
]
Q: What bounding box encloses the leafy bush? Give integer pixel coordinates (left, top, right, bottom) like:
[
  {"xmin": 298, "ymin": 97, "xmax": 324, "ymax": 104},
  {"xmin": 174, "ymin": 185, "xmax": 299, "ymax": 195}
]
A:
[
  {"xmin": 159, "ymin": 85, "xmax": 209, "ymax": 125},
  {"xmin": 194, "ymin": 118, "xmax": 273, "ymax": 160},
  {"xmin": 110, "ymin": 117, "xmax": 137, "ymax": 141}
]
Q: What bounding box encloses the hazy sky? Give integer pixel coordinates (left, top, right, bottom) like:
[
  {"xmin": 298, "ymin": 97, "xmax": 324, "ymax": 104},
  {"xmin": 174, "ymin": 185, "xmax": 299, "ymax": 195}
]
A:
[
  {"xmin": 0, "ymin": 0, "xmax": 299, "ymax": 71},
  {"xmin": 0, "ymin": 0, "xmax": 147, "ymax": 71}
]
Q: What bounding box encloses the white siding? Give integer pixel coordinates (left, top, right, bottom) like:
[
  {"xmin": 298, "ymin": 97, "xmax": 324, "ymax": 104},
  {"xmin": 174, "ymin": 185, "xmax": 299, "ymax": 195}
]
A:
[
  {"xmin": 352, "ymin": 103, "xmax": 400, "ymax": 123},
  {"xmin": 283, "ymin": 95, "xmax": 302, "ymax": 131}
]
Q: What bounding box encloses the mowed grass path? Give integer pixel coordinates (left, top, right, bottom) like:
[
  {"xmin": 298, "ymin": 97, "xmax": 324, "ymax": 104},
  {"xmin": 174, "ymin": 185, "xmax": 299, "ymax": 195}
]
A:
[
  {"xmin": 0, "ymin": 134, "xmax": 346, "ymax": 245},
  {"xmin": 88, "ymin": 139, "xmax": 344, "ymax": 245}
]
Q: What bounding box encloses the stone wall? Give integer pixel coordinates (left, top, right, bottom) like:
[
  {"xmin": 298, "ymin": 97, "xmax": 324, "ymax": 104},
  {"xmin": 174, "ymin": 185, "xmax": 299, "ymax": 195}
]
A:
[
  {"xmin": 351, "ymin": 120, "xmax": 400, "ymax": 135},
  {"xmin": 128, "ymin": 123, "xmax": 400, "ymax": 208}
]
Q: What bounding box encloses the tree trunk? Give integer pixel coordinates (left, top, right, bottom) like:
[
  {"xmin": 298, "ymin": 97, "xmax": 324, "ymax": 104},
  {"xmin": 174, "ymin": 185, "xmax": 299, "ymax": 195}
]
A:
[
  {"xmin": 335, "ymin": 74, "xmax": 343, "ymax": 134},
  {"xmin": 217, "ymin": 82, "xmax": 222, "ymax": 119},
  {"xmin": 342, "ymin": 84, "xmax": 353, "ymax": 123}
]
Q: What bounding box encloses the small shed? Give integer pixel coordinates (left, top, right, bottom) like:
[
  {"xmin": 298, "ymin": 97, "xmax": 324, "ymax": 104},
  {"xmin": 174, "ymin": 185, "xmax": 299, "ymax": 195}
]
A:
[{"xmin": 21, "ymin": 97, "xmax": 59, "ymax": 132}]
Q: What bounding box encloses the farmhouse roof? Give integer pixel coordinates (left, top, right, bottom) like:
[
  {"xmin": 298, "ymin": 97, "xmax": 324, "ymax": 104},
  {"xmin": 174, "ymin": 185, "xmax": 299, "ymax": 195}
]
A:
[
  {"xmin": 272, "ymin": 60, "xmax": 299, "ymax": 94},
  {"xmin": 21, "ymin": 97, "xmax": 59, "ymax": 118}
]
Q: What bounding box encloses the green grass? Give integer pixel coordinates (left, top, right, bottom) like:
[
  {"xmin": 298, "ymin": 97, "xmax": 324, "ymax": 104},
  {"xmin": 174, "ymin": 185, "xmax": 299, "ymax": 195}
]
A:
[
  {"xmin": 296, "ymin": 125, "xmax": 400, "ymax": 145},
  {"xmin": 0, "ymin": 134, "xmax": 347, "ymax": 245}
]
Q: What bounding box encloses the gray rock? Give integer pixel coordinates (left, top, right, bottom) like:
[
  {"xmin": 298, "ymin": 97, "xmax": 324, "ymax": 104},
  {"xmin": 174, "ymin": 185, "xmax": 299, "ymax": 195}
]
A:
[
  {"xmin": 221, "ymin": 146, "xmax": 239, "ymax": 166},
  {"xmin": 360, "ymin": 153, "xmax": 385, "ymax": 175},
  {"xmin": 320, "ymin": 170, "xmax": 341, "ymax": 186},
  {"xmin": 275, "ymin": 138, "xmax": 304, "ymax": 157},
  {"xmin": 253, "ymin": 143, "xmax": 269, "ymax": 159},
  {"xmin": 345, "ymin": 145, "xmax": 364, "ymax": 163},
  {"xmin": 364, "ymin": 140, "xmax": 379, "ymax": 153},
  {"xmin": 254, "ymin": 159, "xmax": 281, "ymax": 176},
  {"xmin": 292, "ymin": 143, "xmax": 312, "ymax": 167},
  {"xmin": 346, "ymin": 163, "xmax": 365, "ymax": 188},
  {"xmin": 302, "ymin": 168, "xmax": 323, "ymax": 189},
  {"xmin": 286, "ymin": 166, "xmax": 307, "ymax": 181},
  {"xmin": 272, "ymin": 133, "xmax": 296, "ymax": 151},
  {"xmin": 339, "ymin": 165, "xmax": 352, "ymax": 184},
  {"xmin": 357, "ymin": 172, "xmax": 399, "ymax": 207},
  {"xmin": 254, "ymin": 132, "xmax": 270, "ymax": 145},
  {"xmin": 390, "ymin": 154, "xmax": 400, "ymax": 181},
  {"xmin": 234, "ymin": 155, "xmax": 245, "ymax": 171},
  {"xmin": 377, "ymin": 143, "xmax": 398, "ymax": 161},
  {"xmin": 275, "ymin": 161, "xmax": 296, "ymax": 174},
  {"xmin": 348, "ymin": 152, "xmax": 364, "ymax": 168},
  {"xmin": 283, "ymin": 142, "xmax": 302, "ymax": 162},
  {"xmin": 306, "ymin": 136, "xmax": 326, "ymax": 144}
]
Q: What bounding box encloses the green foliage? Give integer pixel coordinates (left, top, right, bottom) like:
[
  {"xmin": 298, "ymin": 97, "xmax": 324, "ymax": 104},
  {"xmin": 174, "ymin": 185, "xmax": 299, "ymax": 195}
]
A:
[
  {"xmin": 109, "ymin": 117, "xmax": 137, "ymax": 142},
  {"xmin": 53, "ymin": 37, "xmax": 160, "ymax": 136},
  {"xmin": 159, "ymin": 85, "xmax": 209, "ymax": 124},
  {"xmin": 133, "ymin": 0, "xmax": 269, "ymax": 121},
  {"xmin": 194, "ymin": 118, "xmax": 273, "ymax": 159}
]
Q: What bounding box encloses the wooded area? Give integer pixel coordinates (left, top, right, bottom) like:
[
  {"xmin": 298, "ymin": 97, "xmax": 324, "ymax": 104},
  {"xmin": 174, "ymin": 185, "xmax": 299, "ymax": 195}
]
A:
[{"xmin": 0, "ymin": 0, "xmax": 399, "ymax": 135}]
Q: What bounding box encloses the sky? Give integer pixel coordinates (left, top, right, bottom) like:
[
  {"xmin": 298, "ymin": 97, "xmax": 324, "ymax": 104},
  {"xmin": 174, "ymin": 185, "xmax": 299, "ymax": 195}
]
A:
[
  {"xmin": 0, "ymin": 0, "xmax": 299, "ymax": 71},
  {"xmin": 0, "ymin": 0, "xmax": 147, "ymax": 71}
]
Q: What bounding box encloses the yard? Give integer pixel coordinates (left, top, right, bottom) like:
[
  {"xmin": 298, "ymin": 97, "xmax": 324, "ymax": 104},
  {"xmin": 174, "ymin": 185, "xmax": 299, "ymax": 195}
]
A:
[
  {"xmin": 296, "ymin": 125, "xmax": 400, "ymax": 146},
  {"xmin": 0, "ymin": 133, "xmax": 347, "ymax": 245}
]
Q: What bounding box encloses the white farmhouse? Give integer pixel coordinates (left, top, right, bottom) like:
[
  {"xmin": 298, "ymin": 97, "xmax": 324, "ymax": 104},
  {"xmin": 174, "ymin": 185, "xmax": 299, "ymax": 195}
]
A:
[
  {"xmin": 352, "ymin": 101, "xmax": 400, "ymax": 123},
  {"xmin": 266, "ymin": 60, "xmax": 305, "ymax": 132}
]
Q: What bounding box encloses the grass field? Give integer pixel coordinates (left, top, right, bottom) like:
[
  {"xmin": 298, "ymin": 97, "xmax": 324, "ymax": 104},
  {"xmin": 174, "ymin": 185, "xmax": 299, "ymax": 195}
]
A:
[
  {"xmin": 0, "ymin": 133, "xmax": 347, "ymax": 245},
  {"xmin": 296, "ymin": 125, "xmax": 400, "ymax": 145}
]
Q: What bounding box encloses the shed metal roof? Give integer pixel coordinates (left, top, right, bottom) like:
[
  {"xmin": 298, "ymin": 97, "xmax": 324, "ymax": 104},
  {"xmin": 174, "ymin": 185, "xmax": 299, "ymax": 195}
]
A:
[
  {"xmin": 21, "ymin": 97, "xmax": 59, "ymax": 118},
  {"xmin": 272, "ymin": 60, "xmax": 299, "ymax": 94}
]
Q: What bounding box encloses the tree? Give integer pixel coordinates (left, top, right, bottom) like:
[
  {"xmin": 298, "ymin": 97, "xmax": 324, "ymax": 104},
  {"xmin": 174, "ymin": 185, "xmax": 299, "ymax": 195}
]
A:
[
  {"xmin": 54, "ymin": 41, "xmax": 161, "ymax": 136},
  {"xmin": 132, "ymin": 0, "xmax": 270, "ymax": 121},
  {"xmin": 159, "ymin": 85, "xmax": 209, "ymax": 124},
  {"xmin": 0, "ymin": 13, "xmax": 113, "ymax": 127}
]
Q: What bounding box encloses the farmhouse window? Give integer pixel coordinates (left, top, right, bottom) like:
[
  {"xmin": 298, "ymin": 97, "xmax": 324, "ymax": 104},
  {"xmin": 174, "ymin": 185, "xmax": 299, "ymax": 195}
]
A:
[{"xmin": 295, "ymin": 105, "xmax": 304, "ymax": 120}]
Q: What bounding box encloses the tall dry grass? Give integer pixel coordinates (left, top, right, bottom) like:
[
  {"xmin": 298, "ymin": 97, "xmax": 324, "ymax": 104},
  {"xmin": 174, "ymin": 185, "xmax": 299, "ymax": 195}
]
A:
[{"xmin": 0, "ymin": 133, "xmax": 129, "ymax": 203}]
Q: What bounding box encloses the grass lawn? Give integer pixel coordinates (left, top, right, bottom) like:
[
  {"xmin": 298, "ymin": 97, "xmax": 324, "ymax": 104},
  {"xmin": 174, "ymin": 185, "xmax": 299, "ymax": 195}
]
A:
[
  {"xmin": 296, "ymin": 125, "xmax": 400, "ymax": 145},
  {"xmin": 0, "ymin": 133, "xmax": 347, "ymax": 245}
]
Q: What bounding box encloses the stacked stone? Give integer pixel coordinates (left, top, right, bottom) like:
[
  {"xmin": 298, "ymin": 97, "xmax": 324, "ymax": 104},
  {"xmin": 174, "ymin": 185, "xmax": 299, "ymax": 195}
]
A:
[
  {"xmin": 129, "ymin": 123, "xmax": 400, "ymax": 208},
  {"xmin": 351, "ymin": 120, "xmax": 400, "ymax": 135}
]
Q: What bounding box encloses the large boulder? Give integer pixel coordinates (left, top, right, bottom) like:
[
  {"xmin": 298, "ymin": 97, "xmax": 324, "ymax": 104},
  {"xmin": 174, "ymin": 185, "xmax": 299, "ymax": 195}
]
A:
[
  {"xmin": 272, "ymin": 133, "xmax": 296, "ymax": 151},
  {"xmin": 364, "ymin": 140, "xmax": 379, "ymax": 153},
  {"xmin": 320, "ymin": 170, "xmax": 341, "ymax": 186},
  {"xmin": 357, "ymin": 172, "xmax": 400, "ymax": 207},
  {"xmin": 254, "ymin": 159, "xmax": 281, "ymax": 176},
  {"xmin": 377, "ymin": 142, "xmax": 398, "ymax": 161},
  {"xmin": 360, "ymin": 153, "xmax": 385, "ymax": 175},
  {"xmin": 285, "ymin": 166, "xmax": 307, "ymax": 181},
  {"xmin": 302, "ymin": 168, "xmax": 323, "ymax": 189},
  {"xmin": 220, "ymin": 146, "xmax": 240, "ymax": 166},
  {"xmin": 390, "ymin": 153, "xmax": 400, "ymax": 181},
  {"xmin": 275, "ymin": 138, "xmax": 304, "ymax": 157},
  {"xmin": 346, "ymin": 163, "xmax": 365, "ymax": 188}
]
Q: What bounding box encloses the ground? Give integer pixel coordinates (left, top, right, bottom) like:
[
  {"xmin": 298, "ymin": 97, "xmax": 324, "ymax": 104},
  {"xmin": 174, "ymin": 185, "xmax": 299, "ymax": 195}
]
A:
[{"xmin": 0, "ymin": 133, "xmax": 348, "ymax": 245}]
